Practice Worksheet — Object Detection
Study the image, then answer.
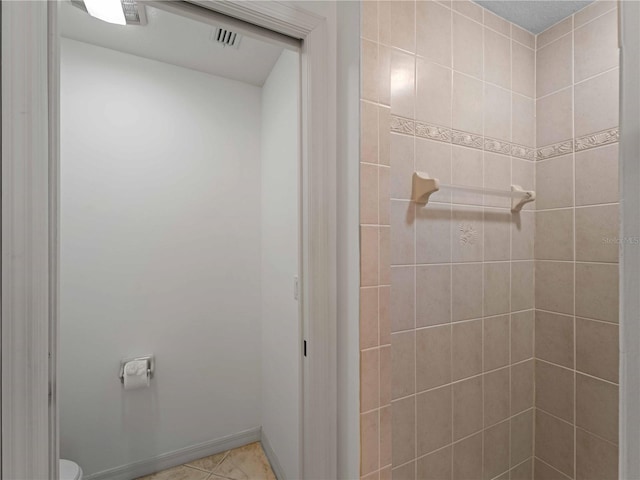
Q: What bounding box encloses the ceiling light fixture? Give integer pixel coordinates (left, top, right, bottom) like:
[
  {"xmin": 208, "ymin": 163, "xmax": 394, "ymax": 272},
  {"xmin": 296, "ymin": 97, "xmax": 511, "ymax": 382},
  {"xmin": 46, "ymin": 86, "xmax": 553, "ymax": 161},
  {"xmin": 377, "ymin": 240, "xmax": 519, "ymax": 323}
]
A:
[{"xmin": 83, "ymin": 0, "xmax": 126, "ymax": 25}]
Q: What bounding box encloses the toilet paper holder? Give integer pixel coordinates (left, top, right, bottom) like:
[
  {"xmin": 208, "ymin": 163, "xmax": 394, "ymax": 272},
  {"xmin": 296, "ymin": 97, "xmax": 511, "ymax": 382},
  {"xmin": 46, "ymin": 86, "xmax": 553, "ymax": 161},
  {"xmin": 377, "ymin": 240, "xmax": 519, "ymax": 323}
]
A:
[{"xmin": 118, "ymin": 355, "xmax": 154, "ymax": 384}]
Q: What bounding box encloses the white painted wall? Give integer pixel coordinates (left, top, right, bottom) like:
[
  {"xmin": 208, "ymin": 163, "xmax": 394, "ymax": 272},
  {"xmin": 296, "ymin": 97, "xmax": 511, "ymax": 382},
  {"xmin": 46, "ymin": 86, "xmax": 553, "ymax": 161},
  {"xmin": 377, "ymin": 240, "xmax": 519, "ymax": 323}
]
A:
[
  {"xmin": 259, "ymin": 49, "xmax": 301, "ymax": 480},
  {"xmin": 59, "ymin": 38, "xmax": 263, "ymax": 476}
]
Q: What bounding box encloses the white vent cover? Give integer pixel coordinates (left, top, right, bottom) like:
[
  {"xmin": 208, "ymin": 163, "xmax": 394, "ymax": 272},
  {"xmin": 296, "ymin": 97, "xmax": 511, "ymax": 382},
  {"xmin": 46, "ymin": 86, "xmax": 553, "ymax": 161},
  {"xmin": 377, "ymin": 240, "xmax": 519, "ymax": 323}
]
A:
[{"xmin": 210, "ymin": 27, "xmax": 242, "ymax": 49}]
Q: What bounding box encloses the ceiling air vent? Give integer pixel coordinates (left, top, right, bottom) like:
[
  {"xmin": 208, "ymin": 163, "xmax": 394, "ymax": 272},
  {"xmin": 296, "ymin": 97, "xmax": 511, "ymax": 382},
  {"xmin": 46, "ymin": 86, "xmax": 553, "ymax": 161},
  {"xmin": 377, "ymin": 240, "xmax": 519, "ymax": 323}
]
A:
[{"xmin": 210, "ymin": 27, "xmax": 242, "ymax": 49}]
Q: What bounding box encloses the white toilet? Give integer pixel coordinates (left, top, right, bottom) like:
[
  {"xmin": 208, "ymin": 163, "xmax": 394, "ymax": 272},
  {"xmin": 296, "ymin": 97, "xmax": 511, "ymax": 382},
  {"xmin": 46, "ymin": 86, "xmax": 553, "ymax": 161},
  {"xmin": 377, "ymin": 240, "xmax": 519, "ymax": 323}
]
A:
[{"xmin": 60, "ymin": 459, "xmax": 83, "ymax": 480}]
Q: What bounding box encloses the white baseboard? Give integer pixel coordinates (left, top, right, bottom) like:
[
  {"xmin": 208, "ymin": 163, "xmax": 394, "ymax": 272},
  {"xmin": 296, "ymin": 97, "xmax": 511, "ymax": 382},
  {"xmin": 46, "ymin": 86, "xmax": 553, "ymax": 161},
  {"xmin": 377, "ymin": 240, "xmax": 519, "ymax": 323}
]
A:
[
  {"xmin": 260, "ymin": 431, "xmax": 285, "ymax": 480},
  {"xmin": 83, "ymin": 427, "xmax": 261, "ymax": 480}
]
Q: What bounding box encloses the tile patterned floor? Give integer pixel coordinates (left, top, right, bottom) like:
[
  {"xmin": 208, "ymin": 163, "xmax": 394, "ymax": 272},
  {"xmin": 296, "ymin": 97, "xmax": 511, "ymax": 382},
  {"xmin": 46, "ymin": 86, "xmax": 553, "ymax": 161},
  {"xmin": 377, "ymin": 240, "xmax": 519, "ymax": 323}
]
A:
[{"xmin": 137, "ymin": 442, "xmax": 277, "ymax": 480}]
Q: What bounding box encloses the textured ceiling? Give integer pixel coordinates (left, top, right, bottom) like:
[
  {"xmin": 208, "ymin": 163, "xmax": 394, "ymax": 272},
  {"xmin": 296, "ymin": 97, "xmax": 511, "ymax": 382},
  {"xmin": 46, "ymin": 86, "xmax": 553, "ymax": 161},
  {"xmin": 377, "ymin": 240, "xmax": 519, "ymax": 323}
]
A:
[{"xmin": 474, "ymin": 1, "xmax": 595, "ymax": 34}]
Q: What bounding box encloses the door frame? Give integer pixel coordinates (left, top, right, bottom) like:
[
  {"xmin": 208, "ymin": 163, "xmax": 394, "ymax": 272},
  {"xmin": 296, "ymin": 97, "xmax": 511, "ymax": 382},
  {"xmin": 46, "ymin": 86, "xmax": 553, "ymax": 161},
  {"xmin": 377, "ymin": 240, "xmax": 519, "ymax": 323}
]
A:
[{"xmin": 1, "ymin": 1, "xmax": 338, "ymax": 479}]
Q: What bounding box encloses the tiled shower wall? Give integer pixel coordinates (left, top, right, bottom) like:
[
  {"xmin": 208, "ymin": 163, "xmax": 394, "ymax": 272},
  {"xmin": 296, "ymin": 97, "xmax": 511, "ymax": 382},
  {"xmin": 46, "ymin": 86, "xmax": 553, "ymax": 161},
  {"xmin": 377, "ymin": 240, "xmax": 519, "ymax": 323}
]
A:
[
  {"xmin": 533, "ymin": 2, "xmax": 620, "ymax": 479},
  {"xmin": 360, "ymin": 1, "xmax": 620, "ymax": 480},
  {"xmin": 361, "ymin": 1, "xmax": 537, "ymax": 478}
]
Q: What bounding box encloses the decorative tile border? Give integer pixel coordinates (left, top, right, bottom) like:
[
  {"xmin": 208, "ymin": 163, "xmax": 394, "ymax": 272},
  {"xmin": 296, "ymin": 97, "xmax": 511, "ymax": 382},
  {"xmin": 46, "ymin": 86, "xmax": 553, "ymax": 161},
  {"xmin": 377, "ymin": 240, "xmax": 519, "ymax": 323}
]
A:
[
  {"xmin": 390, "ymin": 115, "xmax": 620, "ymax": 161},
  {"xmin": 390, "ymin": 115, "xmax": 535, "ymax": 159},
  {"xmin": 536, "ymin": 139, "xmax": 574, "ymax": 161},
  {"xmin": 575, "ymin": 127, "xmax": 620, "ymax": 152}
]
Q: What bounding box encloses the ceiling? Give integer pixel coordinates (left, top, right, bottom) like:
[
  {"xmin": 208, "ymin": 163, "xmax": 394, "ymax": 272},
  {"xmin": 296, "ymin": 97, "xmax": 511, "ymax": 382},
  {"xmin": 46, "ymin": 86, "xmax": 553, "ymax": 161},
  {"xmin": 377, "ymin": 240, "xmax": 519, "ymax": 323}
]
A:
[
  {"xmin": 475, "ymin": 0, "xmax": 595, "ymax": 34},
  {"xmin": 59, "ymin": 1, "xmax": 284, "ymax": 86}
]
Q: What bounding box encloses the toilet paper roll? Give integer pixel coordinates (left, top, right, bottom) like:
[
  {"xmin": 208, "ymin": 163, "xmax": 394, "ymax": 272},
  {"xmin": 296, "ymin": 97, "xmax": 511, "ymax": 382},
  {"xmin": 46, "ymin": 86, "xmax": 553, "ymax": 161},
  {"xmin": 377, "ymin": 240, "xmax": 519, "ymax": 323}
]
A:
[{"xmin": 123, "ymin": 359, "xmax": 150, "ymax": 390}]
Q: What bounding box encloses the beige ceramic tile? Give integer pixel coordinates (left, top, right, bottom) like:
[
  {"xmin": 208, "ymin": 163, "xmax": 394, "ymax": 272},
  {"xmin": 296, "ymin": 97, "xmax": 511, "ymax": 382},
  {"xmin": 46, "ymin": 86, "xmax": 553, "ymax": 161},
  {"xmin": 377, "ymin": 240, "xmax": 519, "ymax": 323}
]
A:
[
  {"xmin": 378, "ymin": 45, "xmax": 392, "ymax": 107},
  {"xmin": 512, "ymin": 211, "xmax": 534, "ymax": 261},
  {"xmin": 415, "ymin": 138, "xmax": 452, "ymax": 191},
  {"xmin": 535, "ymin": 410, "xmax": 575, "ymax": 477},
  {"xmin": 453, "ymin": 375, "xmax": 483, "ymax": 440},
  {"xmin": 535, "ymin": 209, "xmax": 574, "ymax": 261},
  {"xmin": 485, "ymin": 28, "xmax": 511, "ymax": 89},
  {"xmin": 380, "ymin": 344, "xmax": 391, "ymax": 405},
  {"xmin": 511, "ymin": 310, "xmax": 534, "ymax": 363},
  {"xmin": 535, "ymin": 360, "xmax": 575, "ymax": 422},
  {"xmin": 575, "ymin": 373, "xmax": 619, "ymax": 444},
  {"xmin": 452, "ymin": 72, "xmax": 484, "ymax": 135},
  {"xmin": 511, "ymin": 261, "xmax": 534, "ymax": 312},
  {"xmin": 390, "ymin": 50, "xmax": 415, "ymax": 119},
  {"xmin": 451, "ymin": 206, "xmax": 483, "ymax": 262},
  {"xmin": 390, "ymin": 133, "xmax": 414, "ymax": 201},
  {"xmin": 138, "ymin": 465, "xmax": 211, "ymax": 480},
  {"xmin": 536, "ymin": 34, "xmax": 573, "ymax": 98},
  {"xmin": 361, "ymin": 226, "xmax": 379, "ymax": 287},
  {"xmin": 361, "ymin": 348, "xmax": 380, "ymax": 412},
  {"xmin": 380, "ymin": 405, "xmax": 392, "ymax": 467},
  {"xmin": 417, "ymin": 385, "xmax": 453, "ymax": 455},
  {"xmin": 576, "ymin": 317, "xmax": 619, "ymax": 383},
  {"xmin": 416, "ymin": 264, "xmax": 451, "ymax": 327},
  {"xmin": 511, "ymin": 360, "xmax": 534, "ymax": 414},
  {"xmin": 512, "ymin": 41, "xmax": 535, "ymax": 98},
  {"xmin": 361, "ymin": 411, "xmax": 379, "ymax": 476},
  {"xmin": 512, "ymin": 24, "xmax": 535, "ymax": 49},
  {"xmin": 512, "ymin": 94, "xmax": 535, "ymax": 148},
  {"xmin": 535, "ymin": 310, "xmax": 574, "ymax": 368},
  {"xmin": 484, "ymin": 315, "xmax": 510, "ymax": 370},
  {"xmin": 452, "ymin": 0, "xmax": 483, "ymax": 22},
  {"xmin": 416, "ymin": 60, "xmax": 452, "ymax": 127},
  {"xmin": 453, "ymin": 11, "xmax": 484, "ymax": 78},
  {"xmin": 360, "ymin": 287, "xmax": 379, "ymax": 350},
  {"xmin": 380, "ymin": 466, "xmax": 392, "ymax": 480},
  {"xmin": 391, "ymin": 330, "xmax": 415, "ymax": 399},
  {"xmin": 533, "ymin": 458, "xmax": 571, "ymax": 480},
  {"xmin": 484, "ymin": 85, "xmax": 511, "ymax": 143},
  {"xmin": 186, "ymin": 451, "xmax": 228, "ymax": 472},
  {"xmin": 362, "ymin": 40, "xmax": 379, "ymax": 103},
  {"xmin": 535, "ymin": 261, "xmax": 574, "ymax": 315},
  {"xmin": 361, "ymin": 0, "xmax": 378, "ymax": 41},
  {"xmin": 484, "ymin": 208, "xmax": 511, "ymax": 261},
  {"xmin": 484, "ymin": 263, "xmax": 510, "ymax": 317},
  {"xmin": 416, "ymin": 1, "xmax": 452, "ymax": 66},
  {"xmin": 574, "ymin": 0, "xmax": 617, "ymax": 27},
  {"xmin": 380, "ymin": 285, "xmax": 391, "ymax": 344},
  {"xmin": 451, "ymin": 145, "xmax": 483, "ymax": 206},
  {"xmin": 212, "ymin": 443, "xmax": 276, "ymax": 480},
  {"xmin": 361, "ymin": 101, "xmax": 379, "ymax": 165},
  {"xmin": 575, "ymin": 428, "xmax": 619, "ymax": 480},
  {"xmin": 379, "ymin": 166, "xmax": 390, "ymax": 226},
  {"xmin": 392, "ymin": 396, "xmax": 416, "ymax": 466},
  {"xmin": 380, "ymin": 226, "xmax": 391, "ymax": 286},
  {"xmin": 575, "ymin": 144, "xmax": 619, "ymax": 206},
  {"xmin": 483, "ymin": 420, "xmax": 510, "ymax": 480},
  {"xmin": 391, "ymin": 460, "xmax": 415, "ymax": 480},
  {"xmin": 391, "ymin": 266, "xmax": 415, "ymax": 332},
  {"xmin": 416, "ymin": 446, "xmax": 452, "ymax": 480},
  {"xmin": 379, "ymin": 105, "xmax": 391, "ymax": 166},
  {"xmin": 510, "ymin": 459, "xmax": 533, "ymax": 480},
  {"xmin": 361, "ymin": 163, "xmax": 379, "ymax": 225},
  {"xmin": 512, "ymin": 159, "xmax": 535, "ymax": 212},
  {"xmin": 415, "ymin": 203, "xmax": 452, "ymax": 264},
  {"xmin": 575, "ymin": 204, "xmax": 619, "ymax": 263},
  {"xmin": 387, "ymin": 0, "xmax": 415, "ymax": 52},
  {"xmin": 575, "ymin": 262, "xmax": 619, "ymax": 323},
  {"xmin": 574, "ymin": 10, "xmax": 619, "ymax": 83},
  {"xmin": 484, "ymin": 9, "xmax": 510, "ymax": 36},
  {"xmin": 510, "ymin": 409, "xmax": 533, "ymax": 466},
  {"xmin": 536, "ymin": 87, "xmax": 573, "ymax": 147},
  {"xmin": 452, "ymin": 263, "xmax": 483, "ymax": 321},
  {"xmin": 416, "ymin": 324, "xmax": 451, "ymax": 391},
  {"xmin": 484, "ymin": 367, "xmax": 510, "ymax": 427},
  {"xmin": 390, "ymin": 200, "xmax": 414, "ymax": 265},
  {"xmin": 452, "ymin": 433, "xmax": 483, "ymax": 480},
  {"xmin": 536, "ymin": 155, "xmax": 574, "ymax": 210},
  {"xmin": 537, "ymin": 16, "xmax": 572, "ymax": 49},
  {"xmin": 574, "ymin": 68, "xmax": 620, "ymax": 137},
  {"xmin": 452, "ymin": 319, "xmax": 483, "ymax": 380}
]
